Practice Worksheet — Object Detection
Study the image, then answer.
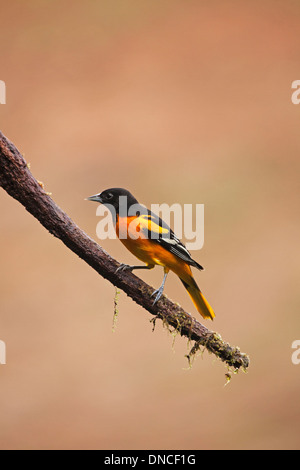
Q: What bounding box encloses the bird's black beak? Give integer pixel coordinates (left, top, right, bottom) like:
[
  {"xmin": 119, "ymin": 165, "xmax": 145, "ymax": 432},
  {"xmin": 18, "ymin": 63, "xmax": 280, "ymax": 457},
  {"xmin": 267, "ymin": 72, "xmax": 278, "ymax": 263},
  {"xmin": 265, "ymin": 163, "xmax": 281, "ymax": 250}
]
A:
[{"xmin": 86, "ymin": 194, "xmax": 102, "ymax": 203}]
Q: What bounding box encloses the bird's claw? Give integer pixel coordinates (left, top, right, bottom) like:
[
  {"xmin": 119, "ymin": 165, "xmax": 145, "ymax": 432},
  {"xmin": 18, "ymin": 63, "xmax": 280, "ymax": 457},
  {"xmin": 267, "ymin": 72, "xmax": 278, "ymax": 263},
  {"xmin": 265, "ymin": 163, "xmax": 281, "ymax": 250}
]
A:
[
  {"xmin": 151, "ymin": 288, "xmax": 164, "ymax": 305},
  {"xmin": 116, "ymin": 263, "xmax": 132, "ymax": 273}
]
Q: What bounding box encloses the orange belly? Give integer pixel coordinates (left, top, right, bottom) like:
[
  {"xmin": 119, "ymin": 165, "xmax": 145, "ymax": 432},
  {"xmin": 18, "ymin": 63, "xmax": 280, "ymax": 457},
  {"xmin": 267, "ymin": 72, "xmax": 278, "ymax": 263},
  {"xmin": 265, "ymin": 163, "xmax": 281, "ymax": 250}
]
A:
[{"xmin": 116, "ymin": 215, "xmax": 192, "ymax": 280}]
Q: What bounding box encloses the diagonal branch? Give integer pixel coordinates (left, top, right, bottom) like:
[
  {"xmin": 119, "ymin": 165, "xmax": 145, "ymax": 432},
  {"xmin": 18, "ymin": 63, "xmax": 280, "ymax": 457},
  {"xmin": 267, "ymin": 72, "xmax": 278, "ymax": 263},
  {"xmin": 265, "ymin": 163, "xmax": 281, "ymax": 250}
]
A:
[{"xmin": 0, "ymin": 130, "xmax": 249, "ymax": 373}]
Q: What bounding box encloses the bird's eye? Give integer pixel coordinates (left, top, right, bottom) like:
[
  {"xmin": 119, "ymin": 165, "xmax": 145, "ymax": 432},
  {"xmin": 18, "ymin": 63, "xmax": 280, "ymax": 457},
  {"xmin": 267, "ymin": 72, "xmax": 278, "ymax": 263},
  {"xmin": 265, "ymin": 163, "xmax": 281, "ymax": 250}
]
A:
[{"xmin": 105, "ymin": 193, "xmax": 113, "ymax": 200}]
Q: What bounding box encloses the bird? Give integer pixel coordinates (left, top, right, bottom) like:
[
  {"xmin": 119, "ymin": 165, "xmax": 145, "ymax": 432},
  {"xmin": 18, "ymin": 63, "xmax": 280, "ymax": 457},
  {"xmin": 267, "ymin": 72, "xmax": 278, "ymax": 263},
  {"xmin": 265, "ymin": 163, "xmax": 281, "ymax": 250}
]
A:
[{"xmin": 87, "ymin": 188, "xmax": 215, "ymax": 320}]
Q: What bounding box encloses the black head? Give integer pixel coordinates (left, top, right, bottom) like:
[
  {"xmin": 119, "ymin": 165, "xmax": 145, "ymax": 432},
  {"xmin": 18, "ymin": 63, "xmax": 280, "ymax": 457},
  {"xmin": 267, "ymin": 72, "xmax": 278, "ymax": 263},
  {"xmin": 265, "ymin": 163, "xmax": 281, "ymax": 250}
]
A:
[{"xmin": 87, "ymin": 188, "xmax": 139, "ymax": 214}]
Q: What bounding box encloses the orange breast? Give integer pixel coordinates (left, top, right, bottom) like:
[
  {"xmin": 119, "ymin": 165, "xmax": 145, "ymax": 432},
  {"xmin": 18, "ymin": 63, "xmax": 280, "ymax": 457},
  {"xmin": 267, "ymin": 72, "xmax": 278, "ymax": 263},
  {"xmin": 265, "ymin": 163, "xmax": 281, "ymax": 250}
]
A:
[{"xmin": 116, "ymin": 215, "xmax": 192, "ymax": 280}]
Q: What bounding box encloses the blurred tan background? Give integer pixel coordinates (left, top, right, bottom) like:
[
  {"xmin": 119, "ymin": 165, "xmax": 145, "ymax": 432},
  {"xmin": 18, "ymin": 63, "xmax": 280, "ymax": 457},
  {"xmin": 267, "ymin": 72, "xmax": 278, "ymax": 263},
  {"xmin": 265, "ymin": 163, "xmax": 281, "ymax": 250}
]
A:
[{"xmin": 0, "ymin": 0, "xmax": 300, "ymax": 450}]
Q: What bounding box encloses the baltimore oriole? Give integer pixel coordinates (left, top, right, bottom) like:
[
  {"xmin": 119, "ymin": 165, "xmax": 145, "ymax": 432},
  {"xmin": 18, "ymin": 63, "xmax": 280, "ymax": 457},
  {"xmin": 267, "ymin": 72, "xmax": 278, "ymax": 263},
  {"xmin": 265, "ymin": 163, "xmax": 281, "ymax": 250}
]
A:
[{"xmin": 87, "ymin": 188, "xmax": 215, "ymax": 320}]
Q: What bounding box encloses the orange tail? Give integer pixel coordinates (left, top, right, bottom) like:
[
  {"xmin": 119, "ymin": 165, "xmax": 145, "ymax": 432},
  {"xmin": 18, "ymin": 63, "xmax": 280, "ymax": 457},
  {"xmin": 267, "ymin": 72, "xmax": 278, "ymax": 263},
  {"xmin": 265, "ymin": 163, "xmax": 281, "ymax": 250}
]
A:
[{"xmin": 180, "ymin": 276, "xmax": 215, "ymax": 321}]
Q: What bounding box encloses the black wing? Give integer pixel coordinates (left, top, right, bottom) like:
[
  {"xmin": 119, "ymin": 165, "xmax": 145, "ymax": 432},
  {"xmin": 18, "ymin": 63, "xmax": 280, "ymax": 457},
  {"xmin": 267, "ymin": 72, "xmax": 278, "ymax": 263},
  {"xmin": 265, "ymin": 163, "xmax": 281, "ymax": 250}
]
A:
[{"xmin": 139, "ymin": 210, "xmax": 204, "ymax": 270}]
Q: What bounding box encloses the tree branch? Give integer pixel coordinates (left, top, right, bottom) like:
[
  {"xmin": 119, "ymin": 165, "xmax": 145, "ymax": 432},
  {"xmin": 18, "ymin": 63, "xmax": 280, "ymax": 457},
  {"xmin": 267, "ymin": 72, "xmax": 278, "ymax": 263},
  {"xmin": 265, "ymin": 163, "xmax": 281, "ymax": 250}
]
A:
[{"xmin": 0, "ymin": 130, "xmax": 249, "ymax": 373}]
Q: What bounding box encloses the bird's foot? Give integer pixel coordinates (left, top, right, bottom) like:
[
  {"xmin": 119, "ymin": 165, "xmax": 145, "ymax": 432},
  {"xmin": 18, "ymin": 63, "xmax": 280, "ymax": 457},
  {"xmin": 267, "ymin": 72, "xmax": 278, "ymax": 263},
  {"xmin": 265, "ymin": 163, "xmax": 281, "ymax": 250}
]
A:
[
  {"xmin": 115, "ymin": 263, "xmax": 133, "ymax": 273},
  {"xmin": 151, "ymin": 287, "xmax": 164, "ymax": 305}
]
